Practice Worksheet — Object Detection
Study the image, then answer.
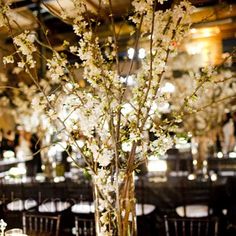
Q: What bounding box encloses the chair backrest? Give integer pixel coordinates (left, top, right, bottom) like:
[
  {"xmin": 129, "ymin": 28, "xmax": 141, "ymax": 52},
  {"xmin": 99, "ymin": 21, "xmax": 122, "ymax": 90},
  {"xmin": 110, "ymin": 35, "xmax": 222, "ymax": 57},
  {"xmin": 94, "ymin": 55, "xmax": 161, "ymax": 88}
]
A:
[
  {"xmin": 75, "ymin": 216, "xmax": 95, "ymax": 236},
  {"xmin": 22, "ymin": 212, "xmax": 61, "ymax": 236},
  {"xmin": 177, "ymin": 179, "xmax": 212, "ymax": 217},
  {"xmin": 164, "ymin": 215, "xmax": 219, "ymax": 236}
]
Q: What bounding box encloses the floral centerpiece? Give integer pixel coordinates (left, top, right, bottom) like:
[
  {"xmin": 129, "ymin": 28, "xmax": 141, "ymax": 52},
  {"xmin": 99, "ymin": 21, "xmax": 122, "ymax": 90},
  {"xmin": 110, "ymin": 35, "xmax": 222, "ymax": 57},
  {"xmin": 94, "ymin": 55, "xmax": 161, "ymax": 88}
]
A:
[
  {"xmin": 164, "ymin": 52, "xmax": 236, "ymax": 169},
  {"xmin": 0, "ymin": 0, "xmax": 231, "ymax": 235}
]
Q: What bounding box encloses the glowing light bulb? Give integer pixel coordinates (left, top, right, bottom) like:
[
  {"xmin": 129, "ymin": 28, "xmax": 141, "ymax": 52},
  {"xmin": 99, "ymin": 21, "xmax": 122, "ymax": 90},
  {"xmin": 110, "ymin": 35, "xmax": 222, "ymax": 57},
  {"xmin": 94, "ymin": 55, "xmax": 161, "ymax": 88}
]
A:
[
  {"xmin": 138, "ymin": 48, "xmax": 146, "ymax": 59},
  {"xmin": 127, "ymin": 48, "xmax": 135, "ymax": 59},
  {"xmin": 160, "ymin": 82, "xmax": 175, "ymax": 93}
]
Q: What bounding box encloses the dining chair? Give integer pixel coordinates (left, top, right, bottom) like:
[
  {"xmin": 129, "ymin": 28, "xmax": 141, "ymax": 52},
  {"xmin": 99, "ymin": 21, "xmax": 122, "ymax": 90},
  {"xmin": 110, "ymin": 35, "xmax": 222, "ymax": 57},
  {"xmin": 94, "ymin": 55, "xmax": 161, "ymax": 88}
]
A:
[
  {"xmin": 164, "ymin": 215, "xmax": 219, "ymax": 236},
  {"xmin": 175, "ymin": 178, "xmax": 213, "ymax": 218},
  {"xmin": 71, "ymin": 180, "xmax": 94, "ymax": 218},
  {"xmin": 3, "ymin": 182, "xmax": 38, "ymax": 229},
  {"xmin": 22, "ymin": 212, "xmax": 61, "ymax": 236},
  {"xmin": 37, "ymin": 181, "xmax": 71, "ymax": 214},
  {"xmin": 5, "ymin": 181, "xmax": 38, "ymax": 212},
  {"xmin": 135, "ymin": 176, "xmax": 157, "ymax": 236},
  {"xmin": 135, "ymin": 176, "xmax": 156, "ymax": 216},
  {"xmin": 74, "ymin": 216, "xmax": 95, "ymax": 236}
]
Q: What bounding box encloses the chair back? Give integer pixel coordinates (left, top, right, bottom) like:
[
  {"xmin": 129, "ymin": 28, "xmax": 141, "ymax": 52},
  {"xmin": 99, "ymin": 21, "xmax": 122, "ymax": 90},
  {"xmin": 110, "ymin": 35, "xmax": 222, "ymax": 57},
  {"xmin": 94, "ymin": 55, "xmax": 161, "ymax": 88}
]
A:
[
  {"xmin": 177, "ymin": 179, "xmax": 212, "ymax": 217},
  {"xmin": 164, "ymin": 215, "xmax": 219, "ymax": 236},
  {"xmin": 75, "ymin": 216, "xmax": 95, "ymax": 236},
  {"xmin": 22, "ymin": 212, "xmax": 61, "ymax": 236}
]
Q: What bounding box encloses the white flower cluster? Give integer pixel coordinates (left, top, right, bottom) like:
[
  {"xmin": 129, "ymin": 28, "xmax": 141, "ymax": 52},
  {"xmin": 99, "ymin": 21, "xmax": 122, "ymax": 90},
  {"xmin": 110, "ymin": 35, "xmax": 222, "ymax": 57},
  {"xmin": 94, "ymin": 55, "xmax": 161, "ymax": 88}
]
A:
[
  {"xmin": 167, "ymin": 53, "xmax": 236, "ymax": 136},
  {"xmin": 97, "ymin": 148, "xmax": 114, "ymax": 167},
  {"xmin": 3, "ymin": 55, "xmax": 14, "ymax": 64},
  {"xmin": 13, "ymin": 31, "xmax": 37, "ymax": 68},
  {"xmin": 61, "ymin": 0, "xmax": 87, "ymax": 37},
  {"xmin": 131, "ymin": 0, "xmax": 153, "ymax": 14},
  {"xmin": 46, "ymin": 53, "xmax": 68, "ymax": 82},
  {"xmin": 150, "ymin": 134, "xmax": 173, "ymax": 155},
  {"xmin": 77, "ymin": 34, "xmax": 106, "ymax": 88},
  {"xmin": 13, "ymin": 92, "xmax": 40, "ymax": 132},
  {"xmin": 10, "ymin": 80, "xmax": 55, "ymax": 134},
  {"xmin": 130, "ymin": 1, "xmax": 194, "ymax": 132}
]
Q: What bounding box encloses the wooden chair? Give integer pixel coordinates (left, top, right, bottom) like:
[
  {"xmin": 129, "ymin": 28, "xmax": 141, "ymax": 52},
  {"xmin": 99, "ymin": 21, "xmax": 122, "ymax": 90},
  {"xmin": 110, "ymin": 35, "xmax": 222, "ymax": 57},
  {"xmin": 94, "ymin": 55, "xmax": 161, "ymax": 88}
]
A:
[
  {"xmin": 22, "ymin": 212, "xmax": 61, "ymax": 236},
  {"xmin": 37, "ymin": 182, "xmax": 71, "ymax": 213},
  {"xmin": 135, "ymin": 176, "xmax": 156, "ymax": 216},
  {"xmin": 74, "ymin": 216, "xmax": 95, "ymax": 236},
  {"xmin": 164, "ymin": 215, "xmax": 219, "ymax": 236},
  {"xmin": 4, "ymin": 181, "xmax": 38, "ymax": 212},
  {"xmin": 175, "ymin": 178, "xmax": 213, "ymax": 218}
]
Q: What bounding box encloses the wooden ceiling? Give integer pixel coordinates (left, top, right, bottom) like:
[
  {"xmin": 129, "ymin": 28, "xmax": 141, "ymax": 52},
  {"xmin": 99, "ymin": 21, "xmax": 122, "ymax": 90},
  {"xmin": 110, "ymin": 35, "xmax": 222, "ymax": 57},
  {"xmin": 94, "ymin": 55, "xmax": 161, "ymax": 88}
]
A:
[{"xmin": 2, "ymin": 0, "xmax": 235, "ymax": 35}]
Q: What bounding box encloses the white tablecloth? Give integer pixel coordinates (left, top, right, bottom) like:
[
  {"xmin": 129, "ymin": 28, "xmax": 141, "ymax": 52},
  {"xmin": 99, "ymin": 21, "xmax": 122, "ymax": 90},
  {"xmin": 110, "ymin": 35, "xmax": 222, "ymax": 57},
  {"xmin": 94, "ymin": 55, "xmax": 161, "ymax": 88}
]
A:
[
  {"xmin": 176, "ymin": 204, "xmax": 208, "ymax": 217},
  {"xmin": 38, "ymin": 201, "xmax": 71, "ymax": 213},
  {"xmin": 71, "ymin": 202, "xmax": 95, "ymax": 214},
  {"xmin": 7, "ymin": 199, "xmax": 37, "ymax": 211}
]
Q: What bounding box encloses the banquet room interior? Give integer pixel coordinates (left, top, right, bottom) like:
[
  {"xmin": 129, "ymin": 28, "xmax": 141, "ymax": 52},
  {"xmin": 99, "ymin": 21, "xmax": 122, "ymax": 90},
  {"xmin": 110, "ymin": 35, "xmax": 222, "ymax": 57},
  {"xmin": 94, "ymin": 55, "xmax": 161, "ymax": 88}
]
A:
[{"xmin": 0, "ymin": 0, "xmax": 236, "ymax": 235}]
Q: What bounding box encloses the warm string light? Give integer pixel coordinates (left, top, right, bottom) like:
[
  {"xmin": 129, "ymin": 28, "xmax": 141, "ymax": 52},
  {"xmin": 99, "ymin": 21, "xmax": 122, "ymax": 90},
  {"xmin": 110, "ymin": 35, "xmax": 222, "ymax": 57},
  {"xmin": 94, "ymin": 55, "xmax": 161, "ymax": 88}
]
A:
[{"xmin": 127, "ymin": 47, "xmax": 146, "ymax": 59}]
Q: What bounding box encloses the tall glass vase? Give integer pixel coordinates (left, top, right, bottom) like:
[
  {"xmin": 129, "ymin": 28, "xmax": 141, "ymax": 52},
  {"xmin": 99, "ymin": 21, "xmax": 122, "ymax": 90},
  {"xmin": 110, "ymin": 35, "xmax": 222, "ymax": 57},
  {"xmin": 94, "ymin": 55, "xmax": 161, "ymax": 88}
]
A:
[
  {"xmin": 40, "ymin": 134, "xmax": 54, "ymax": 180},
  {"xmin": 93, "ymin": 171, "xmax": 137, "ymax": 236},
  {"xmin": 41, "ymin": 147, "xmax": 54, "ymax": 180},
  {"xmin": 191, "ymin": 136, "xmax": 208, "ymax": 177}
]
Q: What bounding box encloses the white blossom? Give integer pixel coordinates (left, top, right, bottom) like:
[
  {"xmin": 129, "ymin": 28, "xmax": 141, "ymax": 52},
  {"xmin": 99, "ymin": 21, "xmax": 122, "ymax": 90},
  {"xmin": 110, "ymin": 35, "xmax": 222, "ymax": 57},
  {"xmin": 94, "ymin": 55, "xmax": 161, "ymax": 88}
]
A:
[
  {"xmin": 3, "ymin": 55, "xmax": 14, "ymax": 64},
  {"xmin": 69, "ymin": 46, "xmax": 78, "ymax": 53},
  {"xmin": 97, "ymin": 149, "xmax": 113, "ymax": 167},
  {"xmin": 46, "ymin": 53, "xmax": 68, "ymax": 82},
  {"xmin": 13, "ymin": 31, "xmax": 37, "ymax": 68}
]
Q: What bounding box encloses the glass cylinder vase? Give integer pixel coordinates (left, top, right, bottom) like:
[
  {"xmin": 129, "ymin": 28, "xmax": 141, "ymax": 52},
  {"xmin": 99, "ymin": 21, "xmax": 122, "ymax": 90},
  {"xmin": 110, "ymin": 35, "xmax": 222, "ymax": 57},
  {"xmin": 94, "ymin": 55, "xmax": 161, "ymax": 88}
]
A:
[
  {"xmin": 40, "ymin": 147, "xmax": 54, "ymax": 180},
  {"xmin": 93, "ymin": 170, "xmax": 137, "ymax": 236}
]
